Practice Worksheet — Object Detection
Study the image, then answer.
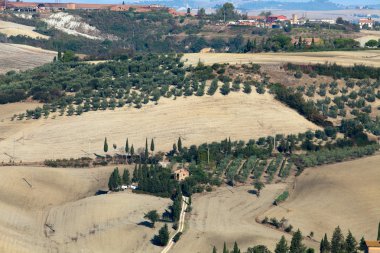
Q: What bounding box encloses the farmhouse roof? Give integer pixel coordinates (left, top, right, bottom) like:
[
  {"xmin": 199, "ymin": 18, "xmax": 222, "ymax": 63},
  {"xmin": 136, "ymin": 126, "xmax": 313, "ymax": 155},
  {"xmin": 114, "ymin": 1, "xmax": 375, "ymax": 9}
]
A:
[
  {"xmin": 359, "ymin": 18, "xmax": 374, "ymax": 23},
  {"xmin": 366, "ymin": 241, "xmax": 380, "ymax": 247}
]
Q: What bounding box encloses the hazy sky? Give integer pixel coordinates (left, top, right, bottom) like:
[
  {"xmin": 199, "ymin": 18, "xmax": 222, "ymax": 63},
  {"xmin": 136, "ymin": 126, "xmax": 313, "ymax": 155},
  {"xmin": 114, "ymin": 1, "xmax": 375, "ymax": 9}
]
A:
[{"xmin": 20, "ymin": 0, "xmax": 379, "ymax": 6}]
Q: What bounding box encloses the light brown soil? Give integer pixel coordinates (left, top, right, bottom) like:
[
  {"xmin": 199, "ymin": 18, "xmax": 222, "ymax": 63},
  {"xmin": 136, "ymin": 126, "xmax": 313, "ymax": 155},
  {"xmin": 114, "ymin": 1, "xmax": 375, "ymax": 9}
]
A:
[
  {"xmin": 0, "ymin": 20, "xmax": 49, "ymax": 39},
  {"xmin": 0, "ymin": 165, "xmax": 171, "ymax": 253},
  {"xmin": 0, "ymin": 43, "xmax": 56, "ymax": 74},
  {"xmin": 183, "ymin": 51, "xmax": 380, "ymax": 67},
  {"xmin": 0, "ymin": 92, "xmax": 320, "ymax": 162},
  {"xmin": 172, "ymin": 185, "xmax": 318, "ymax": 253},
  {"xmin": 262, "ymin": 154, "xmax": 380, "ymax": 241}
]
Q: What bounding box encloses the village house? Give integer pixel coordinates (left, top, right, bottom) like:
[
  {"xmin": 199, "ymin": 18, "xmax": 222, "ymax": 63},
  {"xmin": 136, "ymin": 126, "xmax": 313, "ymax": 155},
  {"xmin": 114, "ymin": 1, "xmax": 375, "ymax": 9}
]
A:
[
  {"xmin": 359, "ymin": 18, "xmax": 375, "ymax": 29},
  {"xmin": 365, "ymin": 241, "xmax": 380, "ymax": 253},
  {"xmin": 267, "ymin": 15, "xmax": 287, "ymax": 23},
  {"xmin": 174, "ymin": 168, "xmax": 189, "ymax": 181}
]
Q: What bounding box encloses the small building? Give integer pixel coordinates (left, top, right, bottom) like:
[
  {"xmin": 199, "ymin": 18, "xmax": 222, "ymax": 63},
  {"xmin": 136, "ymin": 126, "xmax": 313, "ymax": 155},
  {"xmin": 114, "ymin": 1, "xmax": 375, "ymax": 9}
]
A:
[
  {"xmin": 267, "ymin": 15, "xmax": 287, "ymax": 23},
  {"xmin": 359, "ymin": 18, "xmax": 374, "ymax": 29},
  {"xmin": 365, "ymin": 241, "xmax": 380, "ymax": 253},
  {"xmin": 174, "ymin": 168, "xmax": 189, "ymax": 181}
]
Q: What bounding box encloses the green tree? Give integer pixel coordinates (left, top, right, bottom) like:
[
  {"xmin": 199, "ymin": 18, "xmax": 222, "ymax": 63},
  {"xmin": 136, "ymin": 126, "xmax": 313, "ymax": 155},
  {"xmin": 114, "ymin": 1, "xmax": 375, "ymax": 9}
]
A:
[
  {"xmin": 104, "ymin": 137, "xmax": 108, "ymax": 153},
  {"xmin": 320, "ymin": 233, "xmax": 331, "ymax": 253},
  {"xmin": 155, "ymin": 224, "xmax": 169, "ymax": 246},
  {"xmin": 290, "ymin": 229, "xmax": 306, "ymax": 253},
  {"xmin": 130, "ymin": 144, "xmax": 134, "ymax": 156},
  {"xmin": 213, "ymin": 246, "xmax": 218, "ymax": 253},
  {"xmin": 108, "ymin": 168, "xmax": 122, "ymax": 191},
  {"xmin": 220, "ymin": 82, "xmax": 231, "ymax": 95},
  {"xmin": 345, "ymin": 230, "xmax": 358, "ymax": 253},
  {"xmin": 125, "ymin": 138, "xmax": 129, "ymax": 153},
  {"xmin": 331, "ymin": 226, "xmax": 345, "ymax": 253},
  {"xmin": 232, "ymin": 242, "xmax": 240, "ymax": 253},
  {"xmin": 253, "ymin": 180, "xmax": 265, "ymax": 197},
  {"xmin": 178, "ymin": 137, "xmax": 183, "ymax": 152},
  {"xmin": 67, "ymin": 104, "xmax": 75, "ymax": 116},
  {"xmin": 276, "ymin": 236, "xmax": 289, "ymax": 253},
  {"xmin": 359, "ymin": 237, "xmax": 366, "ymax": 251},
  {"xmin": 223, "ymin": 242, "xmax": 229, "ymax": 253},
  {"xmin": 378, "ymin": 221, "xmax": 380, "ymax": 240},
  {"xmin": 243, "ymin": 82, "xmax": 252, "ymax": 94},
  {"xmin": 144, "ymin": 210, "xmax": 159, "ymax": 227},
  {"xmin": 365, "ymin": 39, "xmax": 378, "ymax": 48},
  {"xmin": 151, "ymin": 138, "xmax": 155, "ymax": 152},
  {"xmin": 122, "ymin": 169, "xmax": 131, "ymax": 185},
  {"xmin": 145, "ymin": 138, "xmax": 149, "ymax": 159},
  {"xmin": 208, "ymin": 79, "xmax": 218, "ymax": 95},
  {"xmin": 216, "ymin": 2, "xmax": 238, "ymax": 22}
]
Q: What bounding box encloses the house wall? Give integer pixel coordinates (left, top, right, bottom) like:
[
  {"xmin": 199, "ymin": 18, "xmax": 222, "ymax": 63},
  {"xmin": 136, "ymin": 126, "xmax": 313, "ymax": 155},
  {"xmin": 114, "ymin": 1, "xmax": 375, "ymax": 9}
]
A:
[{"xmin": 368, "ymin": 247, "xmax": 380, "ymax": 253}]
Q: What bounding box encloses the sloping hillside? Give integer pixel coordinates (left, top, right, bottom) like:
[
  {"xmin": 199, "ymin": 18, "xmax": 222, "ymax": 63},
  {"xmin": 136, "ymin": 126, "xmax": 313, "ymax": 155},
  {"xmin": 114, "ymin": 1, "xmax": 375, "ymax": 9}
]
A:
[{"xmin": 0, "ymin": 92, "xmax": 320, "ymax": 162}]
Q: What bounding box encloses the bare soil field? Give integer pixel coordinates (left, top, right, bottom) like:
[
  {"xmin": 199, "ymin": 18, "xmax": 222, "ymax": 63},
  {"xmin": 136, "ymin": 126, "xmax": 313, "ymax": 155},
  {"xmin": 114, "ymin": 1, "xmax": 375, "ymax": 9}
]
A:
[
  {"xmin": 0, "ymin": 165, "xmax": 171, "ymax": 253},
  {"xmin": 0, "ymin": 92, "xmax": 320, "ymax": 162},
  {"xmin": 262, "ymin": 154, "xmax": 380, "ymax": 241},
  {"xmin": 0, "ymin": 20, "xmax": 49, "ymax": 39},
  {"xmin": 172, "ymin": 185, "xmax": 317, "ymax": 253},
  {"xmin": 0, "ymin": 43, "xmax": 56, "ymax": 74},
  {"xmin": 183, "ymin": 51, "xmax": 380, "ymax": 67}
]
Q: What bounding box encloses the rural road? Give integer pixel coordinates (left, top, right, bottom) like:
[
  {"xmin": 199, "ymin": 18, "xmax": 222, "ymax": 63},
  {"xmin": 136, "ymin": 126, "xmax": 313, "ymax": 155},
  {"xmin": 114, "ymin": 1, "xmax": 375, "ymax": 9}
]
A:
[{"xmin": 161, "ymin": 196, "xmax": 189, "ymax": 253}]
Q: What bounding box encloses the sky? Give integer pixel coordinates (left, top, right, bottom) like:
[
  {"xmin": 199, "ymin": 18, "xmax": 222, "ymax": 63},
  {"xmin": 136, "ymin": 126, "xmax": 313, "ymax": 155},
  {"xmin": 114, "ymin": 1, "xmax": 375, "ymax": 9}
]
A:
[{"xmin": 19, "ymin": 0, "xmax": 379, "ymax": 6}]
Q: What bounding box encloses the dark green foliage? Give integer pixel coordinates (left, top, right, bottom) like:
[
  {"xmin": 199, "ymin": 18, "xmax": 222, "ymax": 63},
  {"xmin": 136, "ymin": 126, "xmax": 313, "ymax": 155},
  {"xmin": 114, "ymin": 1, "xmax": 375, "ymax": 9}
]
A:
[
  {"xmin": 178, "ymin": 137, "xmax": 183, "ymax": 152},
  {"xmin": 108, "ymin": 168, "xmax": 122, "ymax": 191},
  {"xmin": 378, "ymin": 221, "xmax": 380, "ymax": 240},
  {"xmin": 220, "ymin": 82, "xmax": 231, "ymax": 95},
  {"xmin": 104, "ymin": 137, "xmax": 108, "ymax": 153},
  {"xmin": 247, "ymin": 245, "xmax": 271, "ymax": 253},
  {"xmin": 125, "ymin": 138, "xmax": 129, "ymax": 153},
  {"xmin": 155, "ymin": 224, "xmax": 169, "ymax": 246},
  {"xmin": 359, "ymin": 237, "xmax": 366, "ymax": 251},
  {"xmin": 290, "ymin": 229, "xmax": 306, "ymax": 253},
  {"xmin": 173, "ymin": 232, "xmax": 183, "ymax": 243},
  {"xmin": 275, "ymin": 236, "xmax": 289, "ymax": 253},
  {"xmin": 320, "ymin": 234, "xmax": 331, "ymax": 253},
  {"xmin": 122, "ymin": 169, "xmax": 131, "ymax": 185},
  {"xmin": 151, "ymin": 139, "xmax": 155, "ymax": 152},
  {"xmin": 345, "ymin": 231, "xmax": 358, "ymax": 253},
  {"xmin": 331, "ymin": 226, "xmax": 345, "ymax": 253},
  {"xmin": 144, "ymin": 210, "xmax": 159, "ymax": 228},
  {"xmin": 208, "ymin": 79, "xmax": 219, "ymax": 95}
]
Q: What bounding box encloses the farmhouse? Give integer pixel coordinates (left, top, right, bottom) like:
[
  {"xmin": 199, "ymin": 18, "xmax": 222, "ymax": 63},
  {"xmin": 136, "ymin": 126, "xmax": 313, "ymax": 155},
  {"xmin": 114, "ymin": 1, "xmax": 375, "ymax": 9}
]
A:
[
  {"xmin": 174, "ymin": 168, "xmax": 189, "ymax": 181},
  {"xmin": 267, "ymin": 15, "xmax": 288, "ymax": 23},
  {"xmin": 365, "ymin": 241, "xmax": 380, "ymax": 253},
  {"xmin": 359, "ymin": 18, "xmax": 375, "ymax": 29}
]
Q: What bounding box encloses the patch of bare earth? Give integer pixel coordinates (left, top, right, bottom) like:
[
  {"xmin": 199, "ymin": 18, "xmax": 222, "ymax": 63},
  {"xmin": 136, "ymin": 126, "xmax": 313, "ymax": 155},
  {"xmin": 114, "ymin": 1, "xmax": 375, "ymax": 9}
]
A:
[
  {"xmin": 0, "ymin": 43, "xmax": 56, "ymax": 74},
  {"xmin": 0, "ymin": 165, "xmax": 171, "ymax": 253},
  {"xmin": 262, "ymin": 154, "xmax": 380, "ymax": 241},
  {"xmin": 0, "ymin": 92, "xmax": 320, "ymax": 162}
]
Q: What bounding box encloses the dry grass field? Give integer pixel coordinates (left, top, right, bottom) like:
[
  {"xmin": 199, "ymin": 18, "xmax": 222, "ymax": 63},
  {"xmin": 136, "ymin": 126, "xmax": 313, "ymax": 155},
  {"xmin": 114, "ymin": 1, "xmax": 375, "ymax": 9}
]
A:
[
  {"xmin": 0, "ymin": 92, "xmax": 320, "ymax": 162},
  {"xmin": 262, "ymin": 154, "xmax": 380, "ymax": 241},
  {"xmin": 0, "ymin": 43, "xmax": 56, "ymax": 74},
  {"xmin": 0, "ymin": 165, "xmax": 171, "ymax": 253},
  {"xmin": 183, "ymin": 51, "xmax": 380, "ymax": 67},
  {"xmin": 172, "ymin": 185, "xmax": 317, "ymax": 253},
  {"xmin": 0, "ymin": 20, "xmax": 49, "ymax": 39}
]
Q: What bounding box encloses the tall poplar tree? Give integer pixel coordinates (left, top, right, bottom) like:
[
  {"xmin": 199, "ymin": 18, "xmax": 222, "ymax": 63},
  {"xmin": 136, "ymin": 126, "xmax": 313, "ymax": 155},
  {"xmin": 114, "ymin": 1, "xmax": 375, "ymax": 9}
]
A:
[
  {"xmin": 276, "ymin": 236, "xmax": 289, "ymax": 253},
  {"xmin": 150, "ymin": 139, "xmax": 155, "ymax": 152},
  {"xmin": 178, "ymin": 137, "xmax": 182, "ymax": 152},
  {"xmin": 125, "ymin": 138, "xmax": 129, "ymax": 153}
]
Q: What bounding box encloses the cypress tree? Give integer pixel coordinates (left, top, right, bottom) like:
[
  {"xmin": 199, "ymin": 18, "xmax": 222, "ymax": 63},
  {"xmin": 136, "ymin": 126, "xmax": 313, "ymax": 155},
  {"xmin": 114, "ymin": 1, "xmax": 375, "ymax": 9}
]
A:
[
  {"xmin": 104, "ymin": 137, "xmax": 108, "ymax": 153},
  {"xmin": 345, "ymin": 230, "xmax": 357, "ymax": 253},
  {"xmin": 276, "ymin": 235, "xmax": 289, "ymax": 253},
  {"xmin": 378, "ymin": 222, "xmax": 380, "ymax": 240},
  {"xmin": 213, "ymin": 246, "xmax": 217, "ymax": 253},
  {"xmin": 151, "ymin": 139, "xmax": 155, "ymax": 152},
  {"xmin": 223, "ymin": 242, "xmax": 229, "ymax": 253},
  {"xmin": 156, "ymin": 224, "xmax": 169, "ymax": 246},
  {"xmin": 145, "ymin": 138, "xmax": 149, "ymax": 159},
  {"xmin": 232, "ymin": 242, "xmax": 240, "ymax": 253},
  {"xmin": 359, "ymin": 237, "xmax": 366, "ymax": 251},
  {"xmin": 173, "ymin": 143, "xmax": 177, "ymax": 153},
  {"xmin": 320, "ymin": 233, "xmax": 331, "ymax": 253},
  {"xmin": 108, "ymin": 168, "xmax": 121, "ymax": 191},
  {"xmin": 331, "ymin": 226, "xmax": 345, "ymax": 253},
  {"xmin": 131, "ymin": 144, "xmax": 134, "ymax": 155},
  {"xmin": 178, "ymin": 137, "xmax": 182, "ymax": 152},
  {"xmin": 122, "ymin": 169, "xmax": 131, "ymax": 185},
  {"xmin": 290, "ymin": 229, "xmax": 306, "ymax": 253},
  {"xmin": 125, "ymin": 138, "xmax": 129, "ymax": 153},
  {"xmin": 132, "ymin": 164, "xmax": 137, "ymax": 182}
]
